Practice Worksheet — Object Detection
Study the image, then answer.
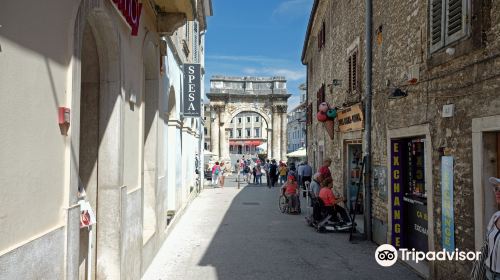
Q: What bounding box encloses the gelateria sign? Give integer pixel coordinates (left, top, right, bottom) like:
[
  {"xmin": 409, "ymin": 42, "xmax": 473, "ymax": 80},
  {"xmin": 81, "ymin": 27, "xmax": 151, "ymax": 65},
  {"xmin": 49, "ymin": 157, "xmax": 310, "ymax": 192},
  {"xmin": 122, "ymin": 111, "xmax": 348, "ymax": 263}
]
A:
[
  {"xmin": 338, "ymin": 103, "xmax": 364, "ymax": 132},
  {"xmin": 110, "ymin": 0, "xmax": 142, "ymax": 36}
]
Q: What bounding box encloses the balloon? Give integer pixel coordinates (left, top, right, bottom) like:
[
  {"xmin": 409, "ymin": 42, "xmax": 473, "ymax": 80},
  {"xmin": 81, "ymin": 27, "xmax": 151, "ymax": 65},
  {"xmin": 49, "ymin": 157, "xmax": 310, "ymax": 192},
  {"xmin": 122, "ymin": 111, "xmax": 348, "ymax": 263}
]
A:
[
  {"xmin": 326, "ymin": 108, "xmax": 337, "ymax": 119},
  {"xmin": 318, "ymin": 102, "xmax": 329, "ymax": 113},
  {"xmin": 316, "ymin": 112, "xmax": 328, "ymax": 122}
]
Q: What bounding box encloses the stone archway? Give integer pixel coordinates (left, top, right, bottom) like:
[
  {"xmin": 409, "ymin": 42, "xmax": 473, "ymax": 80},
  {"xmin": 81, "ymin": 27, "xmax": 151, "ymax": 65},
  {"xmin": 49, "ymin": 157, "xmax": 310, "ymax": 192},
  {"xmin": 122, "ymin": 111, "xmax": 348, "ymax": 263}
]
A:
[{"xmin": 207, "ymin": 76, "xmax": 291, "ymax": 162}]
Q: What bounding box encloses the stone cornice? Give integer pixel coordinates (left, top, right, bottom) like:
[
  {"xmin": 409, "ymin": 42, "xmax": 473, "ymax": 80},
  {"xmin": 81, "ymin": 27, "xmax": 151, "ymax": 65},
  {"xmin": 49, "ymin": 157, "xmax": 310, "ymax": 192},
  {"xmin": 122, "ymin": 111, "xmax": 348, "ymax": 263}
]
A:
[{"xmin": 167, "ymin": 119, "xmax": 183, "ymax": 128}]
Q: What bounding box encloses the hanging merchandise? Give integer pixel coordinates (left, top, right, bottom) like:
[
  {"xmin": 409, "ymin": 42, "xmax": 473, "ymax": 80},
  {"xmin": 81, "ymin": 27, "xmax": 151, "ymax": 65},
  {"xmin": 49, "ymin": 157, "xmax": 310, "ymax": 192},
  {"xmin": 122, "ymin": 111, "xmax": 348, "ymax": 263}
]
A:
[
  {"xmin": 317, "ymin": 111, "xmax": 328, "ymax": 122},
  {"xmin": 325, "ymin": 119, "xmax": 335, "ymax": 140},
  {"xmin": 318, "ymin": 102, "xmax": 329, "ymax": 112},
  {"xmin": 326, "ymin": 108, "xmax": 337, "ymax": 119}
]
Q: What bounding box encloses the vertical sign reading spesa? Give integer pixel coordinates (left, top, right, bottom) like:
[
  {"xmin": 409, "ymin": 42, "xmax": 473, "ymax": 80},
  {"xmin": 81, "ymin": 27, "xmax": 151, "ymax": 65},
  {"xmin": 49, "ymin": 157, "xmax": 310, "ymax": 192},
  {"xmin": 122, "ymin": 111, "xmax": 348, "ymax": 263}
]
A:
[
  {"xmin": 391, "ymin": 140, "xmax": 404, "ymax": 249},
  {"xmin": 183, "ymin": 64, "xmax": 201, "ymax": 117}
]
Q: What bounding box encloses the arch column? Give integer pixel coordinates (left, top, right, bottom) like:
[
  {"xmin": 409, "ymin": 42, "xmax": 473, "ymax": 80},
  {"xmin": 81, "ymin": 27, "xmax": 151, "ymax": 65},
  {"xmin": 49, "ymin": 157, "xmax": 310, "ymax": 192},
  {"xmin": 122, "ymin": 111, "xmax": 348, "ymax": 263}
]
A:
[
  {"xmin": 210, "ymin": 105, "xmax": 221, "ymax": 157},
  {"xmin": 280, "ymin": 109, "xmax": 288, "ymax": 162},
  {"xmin": 272, "ymin": 106, "xmax": 281, "ymax": 160}
]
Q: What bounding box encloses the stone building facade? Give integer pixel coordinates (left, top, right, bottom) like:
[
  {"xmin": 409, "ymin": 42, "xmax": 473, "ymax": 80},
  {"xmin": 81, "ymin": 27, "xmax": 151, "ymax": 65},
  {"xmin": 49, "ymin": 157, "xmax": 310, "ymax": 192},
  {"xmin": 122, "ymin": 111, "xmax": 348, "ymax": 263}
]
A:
[
  {"xmin": 0, "ymin": 0, "xmax": 211, "ymax": 279},
  {"xmin": 287, "ymin": 88, "xmax": 307, "ymax": 153},
  {"xmin": 206, "ymin": 76, "xmax": 291, "ymax": 162},
  {"xmin": 302, "ymin": 0, "xmax": 500, "ymax": 278}
]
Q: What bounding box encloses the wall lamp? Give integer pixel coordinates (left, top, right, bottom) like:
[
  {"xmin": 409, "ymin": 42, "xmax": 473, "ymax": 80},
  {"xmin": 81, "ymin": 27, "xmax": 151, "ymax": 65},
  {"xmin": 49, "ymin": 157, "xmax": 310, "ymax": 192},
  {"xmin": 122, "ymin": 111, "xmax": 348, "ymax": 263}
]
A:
[{"xmin": 388, "ymin": 88, "xmax": 408, "ymax": 99}]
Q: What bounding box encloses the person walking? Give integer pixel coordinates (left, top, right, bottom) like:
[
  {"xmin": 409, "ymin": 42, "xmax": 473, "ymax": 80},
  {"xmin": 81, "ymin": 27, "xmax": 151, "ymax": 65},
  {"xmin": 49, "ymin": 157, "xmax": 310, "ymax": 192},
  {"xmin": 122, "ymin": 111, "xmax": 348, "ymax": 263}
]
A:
[
  {"xmin": 252, "ymin": 165, "xmax": 257, "ymax": 184},
  {"xmin": 264, "ymin": 159, "xmax": 271, "ymax": 187},
  {"xmin": 211, "ymin": 162, "xmax": 221, "ymax": 186},
  {"xmin": 235, "ymin": 160, "xmax": 241, "ymax": 182},
  {"xmin": 219, "ymin": 161, "xmax": 232, "ymax": 188},
  {"xmin": 269, "ymin": 159, "xmax": 279, "ymax": 188},
  {"xmin": 255, "ymin": 164, "xmax": 262, "ymax": 185},
  {"xmin": 301, "ymin": 161, "xmax": 313, "ymax": 198},
  {"xmin": 219, "ymin": 162, "xmax": 226, "ymax": 188},
  {"xmin": 278, "ymin": 163, "xmax": 288, "ymax": 185}
]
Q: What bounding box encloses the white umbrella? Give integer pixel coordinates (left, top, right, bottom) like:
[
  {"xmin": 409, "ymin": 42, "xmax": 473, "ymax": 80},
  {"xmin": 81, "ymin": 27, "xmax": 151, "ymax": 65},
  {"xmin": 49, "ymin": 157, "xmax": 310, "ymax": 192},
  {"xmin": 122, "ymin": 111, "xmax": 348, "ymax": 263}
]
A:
[{"xmin": 203, "ymin": 150, "xmax": 217, "ymax": 156}]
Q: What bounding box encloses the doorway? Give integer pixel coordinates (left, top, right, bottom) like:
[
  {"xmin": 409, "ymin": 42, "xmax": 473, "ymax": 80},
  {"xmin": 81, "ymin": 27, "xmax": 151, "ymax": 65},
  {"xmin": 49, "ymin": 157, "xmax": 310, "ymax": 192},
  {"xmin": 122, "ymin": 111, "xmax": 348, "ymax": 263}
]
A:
[
  {"xmin": 78, "ymin": 22, "xmax": 100, "ymax": 280},
  {"xmin": 346, "ymin": 143, "xmax": 363, "ymax": 233}
]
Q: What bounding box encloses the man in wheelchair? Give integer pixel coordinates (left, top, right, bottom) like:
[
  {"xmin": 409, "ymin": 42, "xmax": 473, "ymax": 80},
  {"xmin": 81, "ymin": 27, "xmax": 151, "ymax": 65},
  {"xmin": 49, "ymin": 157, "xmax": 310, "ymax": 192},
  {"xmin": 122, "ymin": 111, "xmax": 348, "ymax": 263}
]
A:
[
  {"xmin": 281, "ymin": 175, "xmax": 300, "ymax": 214},
  {"xmin": 307, "ymin": 177, "xmax": 353, "ymax": 232}
]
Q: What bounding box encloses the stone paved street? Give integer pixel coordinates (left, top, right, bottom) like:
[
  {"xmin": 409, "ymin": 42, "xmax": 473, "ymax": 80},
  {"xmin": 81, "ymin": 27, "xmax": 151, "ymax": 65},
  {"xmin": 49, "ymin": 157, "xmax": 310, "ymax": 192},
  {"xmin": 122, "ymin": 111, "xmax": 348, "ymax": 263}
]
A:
[{"xmin": 143, "ymin": 175, "xmax": 422, "ymax": 280}]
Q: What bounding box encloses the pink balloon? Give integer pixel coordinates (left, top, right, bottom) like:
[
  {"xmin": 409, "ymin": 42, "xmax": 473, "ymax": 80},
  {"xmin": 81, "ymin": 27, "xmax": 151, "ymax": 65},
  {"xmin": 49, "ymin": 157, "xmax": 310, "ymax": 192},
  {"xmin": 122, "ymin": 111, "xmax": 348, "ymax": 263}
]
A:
[{"xmin": 319, "ymin": 102, "xmax": 329, "ymax": 113}]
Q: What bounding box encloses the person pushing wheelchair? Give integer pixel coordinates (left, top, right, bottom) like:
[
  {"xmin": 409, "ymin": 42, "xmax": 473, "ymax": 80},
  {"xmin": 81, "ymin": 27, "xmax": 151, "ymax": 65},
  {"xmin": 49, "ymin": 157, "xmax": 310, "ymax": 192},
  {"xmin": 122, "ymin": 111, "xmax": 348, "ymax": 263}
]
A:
[{"xmin": 281, "ymin": 175, "xmax": 300, "ymax": 213}]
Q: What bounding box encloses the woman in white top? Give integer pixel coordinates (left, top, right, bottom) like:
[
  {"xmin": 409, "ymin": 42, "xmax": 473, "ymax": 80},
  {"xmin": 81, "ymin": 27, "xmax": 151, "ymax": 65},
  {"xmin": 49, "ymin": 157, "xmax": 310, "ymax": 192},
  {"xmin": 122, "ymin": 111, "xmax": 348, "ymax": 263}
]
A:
[{"xmin": 486, "ymin": 177, "xmax": 500, "ymax": 280}]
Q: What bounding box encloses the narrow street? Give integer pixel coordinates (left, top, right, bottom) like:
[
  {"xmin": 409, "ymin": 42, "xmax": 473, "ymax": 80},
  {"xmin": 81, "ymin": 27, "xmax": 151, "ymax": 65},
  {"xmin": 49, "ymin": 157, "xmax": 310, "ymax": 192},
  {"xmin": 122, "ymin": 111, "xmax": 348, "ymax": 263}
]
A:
[{"xmin": 143, "ymin": 176, "xmax": 422, "ymax": 280}]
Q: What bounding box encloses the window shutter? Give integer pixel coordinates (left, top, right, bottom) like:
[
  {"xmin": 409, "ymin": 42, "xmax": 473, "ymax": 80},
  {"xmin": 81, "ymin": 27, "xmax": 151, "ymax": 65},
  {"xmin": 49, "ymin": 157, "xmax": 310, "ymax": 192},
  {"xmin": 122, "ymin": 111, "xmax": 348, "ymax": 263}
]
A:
[
  {"xmin": 348, "ymin": 56, "xmax": 353, "ymax": 93},
  {"xmin": 352, "ymin": 51, "xmax": 358, "ymax": 94},
  {"xmin": 430, "ymin": 0, "xmax": 445, "ymax": 53},
  {"xmin": 445, "ymin": 0, "xmax": 468, "ymax": 44}
]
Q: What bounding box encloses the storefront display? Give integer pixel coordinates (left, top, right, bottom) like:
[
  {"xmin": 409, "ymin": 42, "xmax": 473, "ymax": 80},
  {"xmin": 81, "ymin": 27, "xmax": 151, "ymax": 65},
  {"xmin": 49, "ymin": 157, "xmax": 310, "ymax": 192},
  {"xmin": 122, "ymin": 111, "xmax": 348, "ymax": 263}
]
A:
[{"xmin": 391, "ymin": 137, "xmax": 428, "ymax": 252}]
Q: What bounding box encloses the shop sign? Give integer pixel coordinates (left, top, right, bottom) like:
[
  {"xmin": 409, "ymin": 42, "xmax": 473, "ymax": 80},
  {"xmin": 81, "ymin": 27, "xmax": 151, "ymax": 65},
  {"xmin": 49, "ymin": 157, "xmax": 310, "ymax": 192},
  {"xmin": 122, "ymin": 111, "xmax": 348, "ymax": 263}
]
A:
[
  {"xmin": 111, "ymin": 0, "xmax": 143, "ymax": 36},
  {"xmin": 441, "ymin": 156, "xmax": 455, "ymax": 251},
  {"xmin": 390, "ymin": 140, "xmax": 404, "ymax": 248},
  {"xmin": 338, "ymin": 103, "xmax": 364, "ymax": 132},
  {"xmin": 183, "ymin": 64, "xmax": 201, "ymax": 117}
]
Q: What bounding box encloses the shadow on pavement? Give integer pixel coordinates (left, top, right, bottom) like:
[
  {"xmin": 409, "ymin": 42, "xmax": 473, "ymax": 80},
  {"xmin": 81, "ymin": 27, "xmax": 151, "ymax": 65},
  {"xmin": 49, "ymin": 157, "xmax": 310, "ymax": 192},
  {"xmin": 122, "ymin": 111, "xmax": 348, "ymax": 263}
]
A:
[{"xmin": 197, "ymin": 176, "xmax": 422, "ymax": 280}]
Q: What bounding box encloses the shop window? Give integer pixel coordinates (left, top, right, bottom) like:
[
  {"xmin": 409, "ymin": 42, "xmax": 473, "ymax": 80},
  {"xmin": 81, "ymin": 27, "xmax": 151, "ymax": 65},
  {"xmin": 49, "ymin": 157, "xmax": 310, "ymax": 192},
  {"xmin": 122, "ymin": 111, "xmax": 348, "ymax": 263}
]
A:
[{"xmin": 390, "ymin": 137, "xmax": 428, "ymax": 252}]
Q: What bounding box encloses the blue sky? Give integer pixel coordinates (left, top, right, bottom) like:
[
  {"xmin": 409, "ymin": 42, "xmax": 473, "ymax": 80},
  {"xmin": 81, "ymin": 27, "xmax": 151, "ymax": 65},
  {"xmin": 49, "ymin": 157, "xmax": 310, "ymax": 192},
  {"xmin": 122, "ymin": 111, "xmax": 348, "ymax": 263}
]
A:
[{"xmin": 204, "ymin": 0, "xmax": 313, "ymax": 111}]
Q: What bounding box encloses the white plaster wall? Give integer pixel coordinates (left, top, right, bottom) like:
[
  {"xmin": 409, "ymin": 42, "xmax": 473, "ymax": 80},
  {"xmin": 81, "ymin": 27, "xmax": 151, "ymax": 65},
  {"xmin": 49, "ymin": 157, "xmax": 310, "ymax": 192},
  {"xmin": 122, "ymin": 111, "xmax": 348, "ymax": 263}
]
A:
[{"xmin": 0, "ymin": 0, "xmax": 77, "ymax": 253}]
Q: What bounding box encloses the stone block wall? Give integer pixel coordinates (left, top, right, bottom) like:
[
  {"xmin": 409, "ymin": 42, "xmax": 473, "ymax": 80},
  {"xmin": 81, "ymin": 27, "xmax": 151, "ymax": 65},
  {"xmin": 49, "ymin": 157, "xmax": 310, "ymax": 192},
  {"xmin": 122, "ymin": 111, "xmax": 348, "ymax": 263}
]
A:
[{"xmin": 305, "ymin": 0, "xmax": 500, "ymax": 278}]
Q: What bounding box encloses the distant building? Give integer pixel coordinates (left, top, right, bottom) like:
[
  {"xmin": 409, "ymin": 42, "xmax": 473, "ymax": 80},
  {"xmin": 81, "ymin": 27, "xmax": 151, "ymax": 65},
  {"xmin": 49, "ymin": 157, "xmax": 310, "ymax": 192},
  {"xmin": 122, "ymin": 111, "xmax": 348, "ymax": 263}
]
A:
[
  {"xmin": 206, "ymin": 76, "xmax": 291, "ymax": 161},
  {"xmin": 287, "ymin": 84, "xmax": 307, "ymax": 153}
]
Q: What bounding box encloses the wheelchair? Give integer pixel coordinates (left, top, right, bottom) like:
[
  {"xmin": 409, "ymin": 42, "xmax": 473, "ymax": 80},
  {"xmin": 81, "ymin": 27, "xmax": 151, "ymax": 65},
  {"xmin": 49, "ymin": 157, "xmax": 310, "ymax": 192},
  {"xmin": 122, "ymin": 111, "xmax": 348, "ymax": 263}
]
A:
[
  {"xmin": 305, "ymin": 195, "xmax": 354, "ymax": 233},
  {"xmin": 279, "ymin": 193, "xmax": 301, "ymax": 214}
]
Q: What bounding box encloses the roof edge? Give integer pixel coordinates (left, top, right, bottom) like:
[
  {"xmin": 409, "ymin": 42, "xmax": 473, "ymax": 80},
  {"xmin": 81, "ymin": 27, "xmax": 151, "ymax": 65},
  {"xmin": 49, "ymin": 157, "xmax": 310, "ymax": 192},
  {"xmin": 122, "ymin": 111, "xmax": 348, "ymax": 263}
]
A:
[{"xmin": 300, "ymin": 0, "xmax": 320, "ymax": 65}]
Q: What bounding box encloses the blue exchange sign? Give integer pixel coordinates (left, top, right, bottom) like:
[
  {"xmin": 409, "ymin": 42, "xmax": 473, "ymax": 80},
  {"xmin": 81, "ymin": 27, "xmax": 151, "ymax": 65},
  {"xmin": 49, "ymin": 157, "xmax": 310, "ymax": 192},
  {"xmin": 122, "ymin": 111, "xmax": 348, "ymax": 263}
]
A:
[
  {"xmin": 183, "ymin": 64, "xmax": 201, "ymax": 117},
  {"xmin": 441, "ymin": 156, "xmax": 455, "ymax": 251}
]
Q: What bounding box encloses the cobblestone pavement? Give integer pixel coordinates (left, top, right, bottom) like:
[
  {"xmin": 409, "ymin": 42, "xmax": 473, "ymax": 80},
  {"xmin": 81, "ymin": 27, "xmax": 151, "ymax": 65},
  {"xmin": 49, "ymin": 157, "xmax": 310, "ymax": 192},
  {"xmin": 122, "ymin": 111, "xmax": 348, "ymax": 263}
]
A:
[{"xmin": 143, "ymin": 176, "xmax": 422, "ymax": 280}]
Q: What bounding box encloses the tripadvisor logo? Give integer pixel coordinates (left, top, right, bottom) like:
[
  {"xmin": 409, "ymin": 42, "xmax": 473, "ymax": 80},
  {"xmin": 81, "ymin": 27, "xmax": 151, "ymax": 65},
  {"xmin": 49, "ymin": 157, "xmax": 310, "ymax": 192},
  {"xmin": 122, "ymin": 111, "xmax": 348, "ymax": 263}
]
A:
[
  {"xmin": 375, "ymin": 244, "xmax": 482, "ymax": 267},
  {"xmin": 375, "ymin": 244, "xmax": 398, "ymax": 267}
]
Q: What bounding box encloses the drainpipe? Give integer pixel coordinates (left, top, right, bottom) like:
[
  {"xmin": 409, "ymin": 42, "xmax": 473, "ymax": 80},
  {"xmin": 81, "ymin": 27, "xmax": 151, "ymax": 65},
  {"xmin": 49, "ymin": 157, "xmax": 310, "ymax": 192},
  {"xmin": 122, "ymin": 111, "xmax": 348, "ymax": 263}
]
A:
[{"xmin": 363, "ymin": 0, "xmax": 373, "ymax": 241}]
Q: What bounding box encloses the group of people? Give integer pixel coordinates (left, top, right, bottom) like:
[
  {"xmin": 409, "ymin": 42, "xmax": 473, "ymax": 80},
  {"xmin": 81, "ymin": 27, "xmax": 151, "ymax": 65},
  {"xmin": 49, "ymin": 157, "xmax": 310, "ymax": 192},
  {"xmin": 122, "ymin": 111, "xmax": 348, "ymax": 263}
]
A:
[
  {"xmin": 280, "ymin": 158, "xmax": 350, "ymax": 225},
  {"xmin": 235, "ymin": 158, "xmax": 264, "ymax": 184},
  {"xmin": 210, "ymin": 161, "xmax": 231, "ymax": 188}
]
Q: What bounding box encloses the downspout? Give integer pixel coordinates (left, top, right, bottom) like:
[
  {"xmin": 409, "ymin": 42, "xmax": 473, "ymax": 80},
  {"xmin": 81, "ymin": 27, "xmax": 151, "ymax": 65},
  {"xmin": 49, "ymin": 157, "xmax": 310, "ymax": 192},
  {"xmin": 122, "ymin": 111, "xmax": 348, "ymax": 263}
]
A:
[{"xmin": 363, "ymin": 0, "xmax": 373, "ymax": 241}]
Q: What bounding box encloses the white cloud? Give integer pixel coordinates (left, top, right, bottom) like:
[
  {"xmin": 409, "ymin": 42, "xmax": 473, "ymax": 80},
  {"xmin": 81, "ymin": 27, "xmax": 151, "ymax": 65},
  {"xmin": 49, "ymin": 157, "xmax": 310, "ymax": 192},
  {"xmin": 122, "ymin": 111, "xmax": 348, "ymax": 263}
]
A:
[
  {"xmin": 241, "ymin": 67, "xmax": 306, "ymax": 81},
  {"xmin": 287, "ymin": 95, "xmax": 301, "ymax": 112},
  {"xmin": 265, "ymin": 68, "xmax": 306, "ymax": 81},
  {"xmin": 206, "ymin": 55, "xmax": 287, "ymax": 64},
  {"xmin": 272, "ymin": 0, "xmax": 311, "ymax": 19}
]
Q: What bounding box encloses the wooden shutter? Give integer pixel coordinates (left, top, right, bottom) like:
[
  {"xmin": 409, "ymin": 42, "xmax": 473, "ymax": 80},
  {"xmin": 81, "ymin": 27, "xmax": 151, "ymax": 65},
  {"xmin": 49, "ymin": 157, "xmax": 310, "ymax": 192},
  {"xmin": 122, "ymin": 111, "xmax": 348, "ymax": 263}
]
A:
[
  {"xmin": 430, "ymin": 0, "xmax": 445, "ymax": 53},
  {"xmin": 307, "ymin": 103, "xmax": 313, "ymax": 125},
  {"xmin": 348, "ymin": 55, "xmax": 353, "ymax": 93},
  {"xmin": 445, "ymin": 0, "xmax": 468, "ymax": 44},
  {"xmin": 352, "ymin": 50, "xmax": 358, "ymax": 94}
]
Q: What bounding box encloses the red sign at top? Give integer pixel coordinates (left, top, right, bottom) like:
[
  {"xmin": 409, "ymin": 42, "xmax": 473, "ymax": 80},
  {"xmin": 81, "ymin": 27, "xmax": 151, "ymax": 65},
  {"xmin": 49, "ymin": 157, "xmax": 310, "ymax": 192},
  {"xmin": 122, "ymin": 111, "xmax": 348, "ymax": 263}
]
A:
[{"xmin": 112, "ymin": 0, "xmax": 142, "ymax": 36}]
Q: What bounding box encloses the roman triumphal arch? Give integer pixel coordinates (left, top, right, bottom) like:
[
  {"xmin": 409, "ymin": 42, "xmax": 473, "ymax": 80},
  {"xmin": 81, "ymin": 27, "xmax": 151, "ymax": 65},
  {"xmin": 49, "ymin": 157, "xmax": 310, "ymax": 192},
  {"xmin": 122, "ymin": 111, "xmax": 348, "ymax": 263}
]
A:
[{"xmin": 206, "ymin": 76, "xmax": 291, "ymax": 161}]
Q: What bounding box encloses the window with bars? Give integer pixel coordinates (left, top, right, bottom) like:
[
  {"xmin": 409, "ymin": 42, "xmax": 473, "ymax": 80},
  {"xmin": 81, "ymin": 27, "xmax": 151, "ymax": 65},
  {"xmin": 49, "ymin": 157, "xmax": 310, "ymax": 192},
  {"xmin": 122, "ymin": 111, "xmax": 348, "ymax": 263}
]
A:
[
  {"xmin": 317, "ymin": 21, "xmax": 326, "ymax": 50},
  {"xmin": 348, "ymin": 49, "xmax": 359, "ymax": 94},
  {"xmin": 430, "ymin": 0, "xmax": 469, "ymax": 53}
]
